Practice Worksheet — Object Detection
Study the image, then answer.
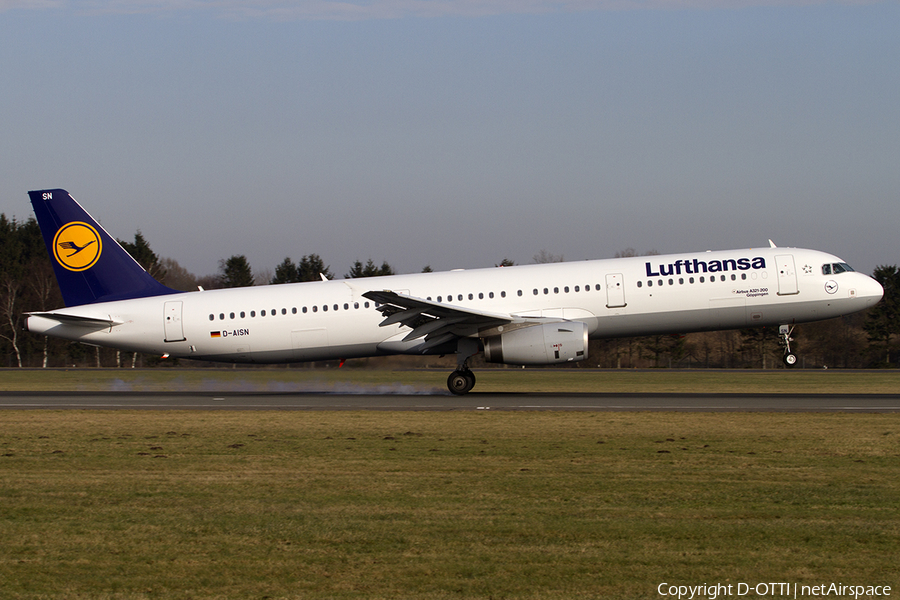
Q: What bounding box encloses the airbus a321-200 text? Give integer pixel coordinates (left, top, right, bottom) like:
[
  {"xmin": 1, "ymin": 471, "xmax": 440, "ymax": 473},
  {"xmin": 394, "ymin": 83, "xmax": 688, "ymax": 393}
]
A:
[{"xmin": 25, "ymin": 189, "xmax": 884, "ymax": 394}]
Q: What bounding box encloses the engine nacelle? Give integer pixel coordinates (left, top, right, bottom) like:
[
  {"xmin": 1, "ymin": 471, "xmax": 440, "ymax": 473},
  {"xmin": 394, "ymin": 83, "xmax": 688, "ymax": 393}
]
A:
[{"xmin": 483, "ymin": 322, "xmax": 588, "ymax": 365}]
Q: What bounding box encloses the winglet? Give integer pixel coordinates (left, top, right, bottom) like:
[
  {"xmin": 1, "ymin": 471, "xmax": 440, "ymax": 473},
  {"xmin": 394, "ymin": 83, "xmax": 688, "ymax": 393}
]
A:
[
  {"xmin": 28, "ymin": 189, "xmax": 179, "ymax": 306},
  {"xmin": 768, "ymin": 239, "xmax": 777, "ymax": 248}
]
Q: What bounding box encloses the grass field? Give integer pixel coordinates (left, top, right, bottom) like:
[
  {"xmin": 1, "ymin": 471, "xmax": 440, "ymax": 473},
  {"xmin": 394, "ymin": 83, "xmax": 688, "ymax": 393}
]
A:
[
  {"xmin": 1, "ymin": 409, "xmax": 898, "ymax": 599},
  {"xmin": 1, "ymin": 367, "xmax": 899, "ymax": 394}
]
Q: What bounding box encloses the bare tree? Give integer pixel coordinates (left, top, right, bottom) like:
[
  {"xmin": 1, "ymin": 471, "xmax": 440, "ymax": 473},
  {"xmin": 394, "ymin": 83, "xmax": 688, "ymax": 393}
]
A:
[
  {"xmin": 0, "ymin": 278, "xmax": 23, "ymax": 367},
  {"xmin": 532, "ymin": 250, "xmax": 564, "ymax": 264}
]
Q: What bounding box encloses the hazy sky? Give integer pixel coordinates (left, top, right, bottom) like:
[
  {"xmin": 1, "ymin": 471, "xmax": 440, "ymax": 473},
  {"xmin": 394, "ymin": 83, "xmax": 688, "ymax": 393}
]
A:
[{"xmin": 2, "ymin": 0, "xmax": 897, "ymax": 280}]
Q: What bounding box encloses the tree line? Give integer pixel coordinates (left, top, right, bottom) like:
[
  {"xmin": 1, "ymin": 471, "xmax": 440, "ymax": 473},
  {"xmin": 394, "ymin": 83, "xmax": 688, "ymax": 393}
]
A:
[{"xmin": 1, "ymin": 214, "xmax": 897, "ymax": 368}]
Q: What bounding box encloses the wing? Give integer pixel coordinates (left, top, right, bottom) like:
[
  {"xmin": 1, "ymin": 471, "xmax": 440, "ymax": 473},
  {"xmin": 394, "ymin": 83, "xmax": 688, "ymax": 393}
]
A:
[{"xmin": 363, "ymin": 290, "xmax": 542, "ymax": 351}]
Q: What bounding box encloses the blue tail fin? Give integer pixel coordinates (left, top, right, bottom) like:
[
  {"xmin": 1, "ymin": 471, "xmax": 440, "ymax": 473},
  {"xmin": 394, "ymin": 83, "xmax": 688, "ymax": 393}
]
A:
[{"xmin": 29, "ymin": 188, "xmax": 179, "ymax": 306}]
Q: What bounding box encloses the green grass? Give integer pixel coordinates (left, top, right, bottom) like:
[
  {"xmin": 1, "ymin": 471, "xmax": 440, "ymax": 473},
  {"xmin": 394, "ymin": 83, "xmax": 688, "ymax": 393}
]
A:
[
  {"xmin": 1, "ymin": 367, "xmax": 899, "ymax": 394},
  {"xmin": 1, "ymin": 411, "xmax": 898, "ymax": 599}
]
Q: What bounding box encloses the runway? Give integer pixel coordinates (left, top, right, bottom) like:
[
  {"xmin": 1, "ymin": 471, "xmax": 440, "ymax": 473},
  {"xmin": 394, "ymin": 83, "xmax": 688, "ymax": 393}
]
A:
[{"xmin": 1, "ymin": 391, "xmax": 899, "ymax": 411}]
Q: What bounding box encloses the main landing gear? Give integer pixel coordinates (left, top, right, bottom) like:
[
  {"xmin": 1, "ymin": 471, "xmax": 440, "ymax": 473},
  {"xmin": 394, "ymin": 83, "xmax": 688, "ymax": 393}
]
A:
[
  {"xmin": 448, "ymin": 367, "xmax": 476, "ymax": 395},
  {"xmin": 448, "ymin": 337, "xmax": 479, "ymax": 395},
  {"xmin": 779, "ymin": 324, "xmax": 798, "ymax": 367}
]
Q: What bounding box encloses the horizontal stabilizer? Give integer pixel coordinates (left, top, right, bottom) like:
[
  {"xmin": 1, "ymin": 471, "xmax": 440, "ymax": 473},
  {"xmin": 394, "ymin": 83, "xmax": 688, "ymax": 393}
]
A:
[{"xmin": 26, "ymin": 312, "xmax": 119, "ymax": 328}]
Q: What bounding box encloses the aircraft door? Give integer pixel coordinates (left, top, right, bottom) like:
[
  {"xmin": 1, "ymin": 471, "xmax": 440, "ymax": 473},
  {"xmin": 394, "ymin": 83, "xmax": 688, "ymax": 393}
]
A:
[
  {"xmin": 775, "ymin": 254, "xmax": 799, "ymax": 296},
  {"xmin": 605, "ymin": 273, "xmax": 626, "ymax": 308},
  {"xmin": 164, "ymin": 301, "xmax": 186, "ymax": 342}
]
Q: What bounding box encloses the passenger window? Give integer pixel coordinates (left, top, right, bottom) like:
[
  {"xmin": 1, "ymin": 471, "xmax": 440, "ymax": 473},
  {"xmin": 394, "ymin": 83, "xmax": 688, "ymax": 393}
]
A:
[
  {"xmin": 574, "ymin": 286, "xmax": 580, "ymax": 292},
  {"xmin": 437, "ymin": 296, "xmax": 442, "ymax": 302},
  {"xmin": 668, "ymin": 279, "xmax": 673, "ymax": 285},
  {"xmin": 230, "ymin": 313, "xmax": 235, "ymax": 319},
  {"xmin": 543, "ymin": 288, "xmax": 549, "ymax": 295},
  {"xmin": 208, "ymin": 314, "xmax": 214, "ymax": 321},
  {"xmin": 501, "ymin": 291, "xmax": 506, "ymax": 298},
  {"xmin": 251, "ymin": 311, "xmax": 256, "ymax": 317},
  {"xmin": 282, "ymin": 308, "xmax": 287, "ymax": 315},
  {"xmin": 533, "ymin": 289, "xmax": 538, "ymax": 295},
  {"xmin": 468, "ymin": 293, "xmax": 473, "ymax": 300},
  {"xmin": 240, "ymin": 311, "xmax": 246, "ymax": 318},
  {"xmin": 292, "ymin": 307, "xmax": 297, "ymax": 314},
  {"xmin": 479, "ymin": 293, "xmax": 484, "ymax": 299},
  {"xmin": 458, "ymin": 295, "xmax": 463, "ymax": 301},
  {"xmin": 637, "ymin": 281, "xmax": 643, "ymax": 288},
  {"xmin": 595, "ymin": 284, "xmax": 601, "ymax": 291},
  {"xmin": 323, "ymin": 305, "xmax": 328, "ymax": 312},
  {"xmin": 489, "ymin": 292, "xmax": 494, "ymax": 299},
  {"xmin": 219, "ymin": 313, "xmax": 225, "ymax": 320},
  {"xmin": 312, "ymin": 306, "xmax": 317, "ymax": 313},
  {"xmin": 648, "ymin": 280, "xmax": 653, "ymax": 287},
  {"xmin": 302, "ymin": 307, "xmax": 308, "ymax": 313},
  {"xmin": 517, "ymin": 290, "xmax": 522, "ymax": 296}
]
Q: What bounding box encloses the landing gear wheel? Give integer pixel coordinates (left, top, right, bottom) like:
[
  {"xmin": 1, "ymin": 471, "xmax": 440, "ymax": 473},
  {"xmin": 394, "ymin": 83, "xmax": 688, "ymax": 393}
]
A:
[
  {"xmin": 778, "ymin": 325, "xmax": 798, "ymax": 369},
  {"xmin": 448, "ymin": 370, "xmax": 476, "ymax": 395}
]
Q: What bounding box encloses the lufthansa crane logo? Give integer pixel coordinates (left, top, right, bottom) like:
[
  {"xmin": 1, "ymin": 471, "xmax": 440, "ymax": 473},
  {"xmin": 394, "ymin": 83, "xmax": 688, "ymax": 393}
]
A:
[{"xmin": 53, "ymin": 222, "xmax": 102, "ymax": 271}]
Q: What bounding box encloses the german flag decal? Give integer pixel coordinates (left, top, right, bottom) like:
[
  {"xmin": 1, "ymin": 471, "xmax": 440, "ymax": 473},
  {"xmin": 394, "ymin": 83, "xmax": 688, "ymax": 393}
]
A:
[{"xmin": 210, "ymin": 331, "xmax": 221, "ymax": 338}]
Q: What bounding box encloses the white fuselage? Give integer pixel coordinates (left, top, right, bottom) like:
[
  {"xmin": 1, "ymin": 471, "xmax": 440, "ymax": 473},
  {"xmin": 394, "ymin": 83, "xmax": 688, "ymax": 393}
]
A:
[{"xmin": 26, "ymin": 247, "xmax": 884, "ymax": 363}]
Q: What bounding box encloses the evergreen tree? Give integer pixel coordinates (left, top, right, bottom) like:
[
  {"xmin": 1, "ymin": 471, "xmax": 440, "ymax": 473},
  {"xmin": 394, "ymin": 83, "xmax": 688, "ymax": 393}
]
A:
[
  {"xmin": 345, "ymin": 258, "xmax": 394, "ymax": 278},
  {"xmin": 119, "ymin": 231, "xmax": 166, "ymax": 281},
  {"xmin": 272, "ymin": 254, "xmax": 333, "ymax": 284},
  {"xmin": 864, "ymin": 265, "xmax": 900, "ymax": 366},
  {"xmin": 219, "ymin": 255, "xmax": 254, "ymax": 288},
  {"xmin": 271, "ymin": 257, "xmax": 299, "ymax": 284},
  {"xmin": 298, "ymin": 254, "xmax": 333, "ymax": 282}
]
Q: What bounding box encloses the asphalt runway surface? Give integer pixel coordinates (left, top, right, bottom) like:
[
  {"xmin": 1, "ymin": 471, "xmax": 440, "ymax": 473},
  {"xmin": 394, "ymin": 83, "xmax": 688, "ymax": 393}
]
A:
[{"xmin": 1, "ymin": 391, "xmax": 899, "ymax": 411}]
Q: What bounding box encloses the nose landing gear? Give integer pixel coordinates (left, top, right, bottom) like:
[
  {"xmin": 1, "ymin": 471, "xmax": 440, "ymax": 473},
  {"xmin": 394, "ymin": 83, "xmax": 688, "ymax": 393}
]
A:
[{"xmin": 779, "ymin": 324, "xmax": 798, "ymax": 367}]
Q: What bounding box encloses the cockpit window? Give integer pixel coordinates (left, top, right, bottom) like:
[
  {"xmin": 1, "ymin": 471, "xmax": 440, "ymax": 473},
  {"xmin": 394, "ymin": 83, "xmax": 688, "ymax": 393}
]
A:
[
  {"xmin": 823, "ymin": 263, "xmax": 854, "ymax": 275},
  {"xmin": 833, "ymin": 263, "xmax": 854, "ymax": 274}
]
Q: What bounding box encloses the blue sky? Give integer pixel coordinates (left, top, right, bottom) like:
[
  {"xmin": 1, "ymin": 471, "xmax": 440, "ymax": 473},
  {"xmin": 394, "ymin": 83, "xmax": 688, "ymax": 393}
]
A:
[{"xmin": 2, "ymin": 1, "xmax": 897, "ymax": 279}]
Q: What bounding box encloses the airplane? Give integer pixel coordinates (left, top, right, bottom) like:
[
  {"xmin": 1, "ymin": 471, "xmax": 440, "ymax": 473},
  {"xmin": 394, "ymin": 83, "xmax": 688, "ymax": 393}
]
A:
[{"xmin": 25, "ymin": 188, "xmax": 884, "ymax": 394}]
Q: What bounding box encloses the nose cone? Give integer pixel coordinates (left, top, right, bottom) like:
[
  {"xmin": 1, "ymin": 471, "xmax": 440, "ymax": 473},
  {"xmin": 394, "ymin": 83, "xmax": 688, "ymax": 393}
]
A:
[{"xmin": 861, "ymin": 275, "xmax": 885, "ymax": 307}]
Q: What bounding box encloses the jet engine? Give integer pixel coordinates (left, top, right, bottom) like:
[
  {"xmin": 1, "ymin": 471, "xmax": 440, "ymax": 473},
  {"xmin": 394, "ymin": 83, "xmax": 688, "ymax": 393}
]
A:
[{"xmin": 483, "ymin": 322, "xmax": 588, "ymax": 365}]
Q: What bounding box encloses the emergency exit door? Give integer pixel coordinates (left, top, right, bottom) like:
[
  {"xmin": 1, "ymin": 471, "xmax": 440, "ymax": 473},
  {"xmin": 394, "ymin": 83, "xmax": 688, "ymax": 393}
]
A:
[
  {"xmin": 775, "ymin": 254, "xmax": 799, "ymax": 296},
  {"xmin": 605, "ymin": 273, "xmax": 626, "ymax": 308},
  {"xmin": 164, "ymin": 301, "xmax": 186, "ymax": 342}
]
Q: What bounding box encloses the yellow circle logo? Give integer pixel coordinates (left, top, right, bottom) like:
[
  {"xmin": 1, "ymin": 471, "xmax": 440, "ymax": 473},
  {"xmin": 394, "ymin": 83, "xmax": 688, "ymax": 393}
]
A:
[{"xmin": 53, "ymin": 222, "xmax": 102, "ymax": 272}]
